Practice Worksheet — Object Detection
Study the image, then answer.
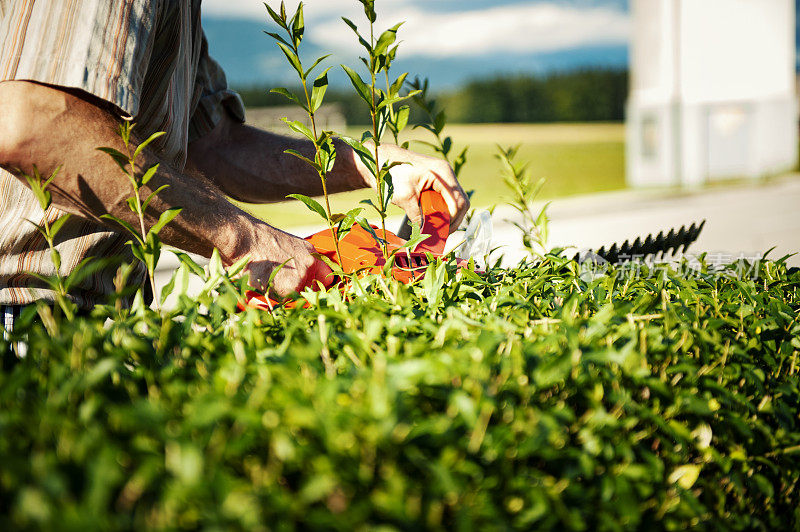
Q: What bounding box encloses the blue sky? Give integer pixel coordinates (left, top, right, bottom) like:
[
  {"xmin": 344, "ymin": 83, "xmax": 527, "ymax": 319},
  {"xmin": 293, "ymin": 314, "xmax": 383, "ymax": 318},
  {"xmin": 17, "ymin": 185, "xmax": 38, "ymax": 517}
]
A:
[{"xmin": 201, "ymin": 0, "xmax": 632, "ymax": 88}]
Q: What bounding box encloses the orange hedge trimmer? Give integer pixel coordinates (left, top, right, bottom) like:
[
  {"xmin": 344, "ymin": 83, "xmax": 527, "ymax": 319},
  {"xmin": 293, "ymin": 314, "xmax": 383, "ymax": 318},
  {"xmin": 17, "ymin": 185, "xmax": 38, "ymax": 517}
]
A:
[
  {"xmin": 244, "ymin": 190, "xmax": 463, "ymax": 310},
  {"xmin": 242, "ymin": 189, "xmax": 708, "ymax": 311}
]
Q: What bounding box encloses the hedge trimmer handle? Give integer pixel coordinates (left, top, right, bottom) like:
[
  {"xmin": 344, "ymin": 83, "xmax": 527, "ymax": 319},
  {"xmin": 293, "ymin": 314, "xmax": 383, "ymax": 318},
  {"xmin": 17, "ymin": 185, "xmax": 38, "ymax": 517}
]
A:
[
  {"xmin": 242, "ymin": 189, "xmax": 456, "ymax": 311},
  {"xmin": 416, "ymin": 189, "xmax": 450, "ymax": 256}
]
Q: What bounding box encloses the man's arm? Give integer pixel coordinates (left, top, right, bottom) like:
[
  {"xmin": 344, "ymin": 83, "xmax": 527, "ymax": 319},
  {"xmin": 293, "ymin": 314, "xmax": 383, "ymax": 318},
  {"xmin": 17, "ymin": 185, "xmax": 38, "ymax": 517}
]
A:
[
  {"xmin": 186, "ymin": 114, "xmax": 365, "ymax": 202},
  {"xmin": 0, "ymin": 80, "xmax": 330, "ymax": 296},
  {"xmin": 187, "ymin": 113, "xmax": 470, "ymax": 230}
]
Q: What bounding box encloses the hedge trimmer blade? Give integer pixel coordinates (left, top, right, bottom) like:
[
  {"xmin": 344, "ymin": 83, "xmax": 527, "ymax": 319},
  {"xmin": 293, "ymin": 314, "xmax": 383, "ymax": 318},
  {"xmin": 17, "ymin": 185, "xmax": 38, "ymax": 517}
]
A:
[{"xmin": 576, "ymin": 220, "xmax": 706, "ymax": 264}]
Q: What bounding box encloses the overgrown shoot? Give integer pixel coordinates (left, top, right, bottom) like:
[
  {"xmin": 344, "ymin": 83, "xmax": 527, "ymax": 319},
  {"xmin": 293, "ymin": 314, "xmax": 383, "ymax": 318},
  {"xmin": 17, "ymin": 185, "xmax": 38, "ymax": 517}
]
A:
[
  {"xmin": 264, "ymin": 1, "xmax": 352, "ymax": 268},
  {"xmin": 97, "ymin": 121, "xmax": 181, "ymax": 311},
  {"xmin": 409, "ymin": 77, "xmax": 469, "ymax": 181},
  {"xmin": 22, "ymin": 167, "xmax": 78, "ymax": 320},
  {"xmin": 338, "ymin": 0, "xmax": 420, "ymax": 256},
  {"xmin": 497, "ymin": 145, "xmax": 549, "ymax": 258}
]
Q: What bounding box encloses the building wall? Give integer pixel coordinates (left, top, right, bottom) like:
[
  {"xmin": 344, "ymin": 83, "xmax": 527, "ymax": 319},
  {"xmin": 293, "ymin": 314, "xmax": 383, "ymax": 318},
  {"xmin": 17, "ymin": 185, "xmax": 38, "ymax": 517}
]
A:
[
  {"xmin": 679, "ymin": 0, "xmax": 794, "ymax": 104},
  {"xmin": 627, "ymin": 0, "xmax": 798, "ymax": 187}
]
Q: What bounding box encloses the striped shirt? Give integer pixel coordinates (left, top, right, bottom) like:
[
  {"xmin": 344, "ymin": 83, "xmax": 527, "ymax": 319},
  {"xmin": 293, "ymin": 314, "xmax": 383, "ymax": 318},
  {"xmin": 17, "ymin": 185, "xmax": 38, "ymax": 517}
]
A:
[{"xmin": 0, "ymin": 0, "xmax": 245, "ymax": 307}]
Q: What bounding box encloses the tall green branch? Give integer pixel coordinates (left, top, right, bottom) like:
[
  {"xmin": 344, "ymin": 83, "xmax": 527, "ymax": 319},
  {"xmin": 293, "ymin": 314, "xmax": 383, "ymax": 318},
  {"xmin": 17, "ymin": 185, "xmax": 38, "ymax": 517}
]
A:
[
  {"xmin": 340, "ymin": 1, "xmax": 418, "ymax": 258},
  {"xmin": 98, "ymin": 121, "xmax": 181, "ymax": 312},
  {"xmin": 23, "ymin": 166, "xmax": 76, "ymax": 320},
  {"xmin": 265, "ymin": 1, "xmax": 346, "ymax": 269}
]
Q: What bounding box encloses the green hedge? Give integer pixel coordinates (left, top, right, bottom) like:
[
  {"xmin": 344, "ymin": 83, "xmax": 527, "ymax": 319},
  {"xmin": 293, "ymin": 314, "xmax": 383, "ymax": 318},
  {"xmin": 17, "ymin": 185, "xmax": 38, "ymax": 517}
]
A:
[{"xmin": 1, "ymin": 255, "xmax": 799, "ymax": 530}]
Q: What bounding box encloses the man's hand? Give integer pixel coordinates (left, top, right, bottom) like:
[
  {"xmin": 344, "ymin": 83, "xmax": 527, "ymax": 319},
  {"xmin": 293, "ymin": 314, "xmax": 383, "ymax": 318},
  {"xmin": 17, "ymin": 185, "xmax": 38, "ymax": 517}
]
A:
[
  {"xmin": 236, "ymin": 224, "xmax": 333, "ymax": 298},
  {"xmin": 358, "ymin": 143, "xmax": 470, "ymax": 232}
]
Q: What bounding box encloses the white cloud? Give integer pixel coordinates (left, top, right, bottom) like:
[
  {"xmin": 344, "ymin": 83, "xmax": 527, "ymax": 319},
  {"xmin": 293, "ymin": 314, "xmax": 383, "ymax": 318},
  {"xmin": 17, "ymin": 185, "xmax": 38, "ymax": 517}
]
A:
[
  {"xmin": 314, "ymin": 4, "xmax": 630, "ymax": 58},
  {"xmin": 203, "ymin": 1, "xmax": 630, "ymax": 58},
  {"xmin": 201, "ymin": 0, "xmax": 268, "ymax": 19},
  {"xmin": 201, "ymin": 0, "xmax": 392, "ymax": 20}
]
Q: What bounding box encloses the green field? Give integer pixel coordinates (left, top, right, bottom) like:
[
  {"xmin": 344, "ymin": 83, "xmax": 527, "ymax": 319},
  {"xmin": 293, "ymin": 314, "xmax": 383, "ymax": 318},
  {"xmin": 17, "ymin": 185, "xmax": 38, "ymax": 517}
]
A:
[{"xmin": 236, "ymin": 122, "xmax": 626, "ymax": 229}]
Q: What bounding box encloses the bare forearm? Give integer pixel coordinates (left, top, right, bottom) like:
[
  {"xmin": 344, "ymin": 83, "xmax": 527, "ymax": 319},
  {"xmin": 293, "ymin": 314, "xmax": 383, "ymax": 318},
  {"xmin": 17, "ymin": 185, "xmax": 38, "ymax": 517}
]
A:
[
  {"xmin": 0, "ymin": 81, "xmax": 262, "ymax": 262},
  {"xmin": 186, "ymin": 113, "xmax": 470, "ymax": 231},
  {"xmin": 186, "ymin": 115, "xmax": 368, "ymax": 203}
]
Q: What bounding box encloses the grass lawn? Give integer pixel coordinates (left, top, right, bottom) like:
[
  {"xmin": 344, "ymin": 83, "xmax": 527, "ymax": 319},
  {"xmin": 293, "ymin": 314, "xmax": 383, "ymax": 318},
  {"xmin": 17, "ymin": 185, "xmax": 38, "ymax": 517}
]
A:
[{"xmin": 236, "ymin": 122, "xmax": 626, "ymax": 229}]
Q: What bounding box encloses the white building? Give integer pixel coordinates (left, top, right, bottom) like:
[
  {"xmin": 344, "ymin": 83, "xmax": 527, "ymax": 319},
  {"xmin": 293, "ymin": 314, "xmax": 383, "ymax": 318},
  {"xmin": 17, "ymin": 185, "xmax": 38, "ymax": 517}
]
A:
[{"xmin": 627, "ymin": 0, "xmax": 798, "ymax": 187}]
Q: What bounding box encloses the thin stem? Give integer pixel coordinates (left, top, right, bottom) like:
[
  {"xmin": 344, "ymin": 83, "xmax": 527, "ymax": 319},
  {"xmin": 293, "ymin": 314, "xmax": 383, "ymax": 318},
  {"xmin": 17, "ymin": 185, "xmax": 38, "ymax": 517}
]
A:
[
  {"xmin": 130, "ymin": 160, "xmax": 147, "ymax": 245},
  {"xmin": 43, "ymin": 230, "xmax": 73, "ymax": 320},
  {"xmin": 297, "ymin": 46, "xmax": 343, "ymax": 267},
  {"xmin": 369, "ymin": 19, "xmax": 388, "ymax": 257},
  {"xmin": 126, "ymin": 139, "xmax": 161, "ymax": 311},
  {"xmin": 33, "ymin": 169, "xmax": 74, "ymax": 320},
  {"xmin": 384, "ymin": 70, "xmax": 398, "ymax": 144}
]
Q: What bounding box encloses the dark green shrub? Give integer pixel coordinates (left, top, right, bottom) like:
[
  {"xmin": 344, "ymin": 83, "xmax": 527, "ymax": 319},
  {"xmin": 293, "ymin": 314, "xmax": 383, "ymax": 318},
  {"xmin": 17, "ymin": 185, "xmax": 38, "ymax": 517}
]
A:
[{"xmin": 1, "ymin": 256, "xmax": 799, "ymax": 530}]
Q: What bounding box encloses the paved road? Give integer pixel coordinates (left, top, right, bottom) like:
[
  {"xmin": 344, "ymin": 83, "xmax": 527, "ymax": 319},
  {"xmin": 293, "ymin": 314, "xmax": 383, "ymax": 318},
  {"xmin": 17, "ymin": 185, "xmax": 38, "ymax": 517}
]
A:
[
  {"xmin": 491, "ymin": 173, "xmax": 800, "ymax": 266},
  {"xmin": 154, "ymin": 173, "xmax": 800, "ymax": 300}
]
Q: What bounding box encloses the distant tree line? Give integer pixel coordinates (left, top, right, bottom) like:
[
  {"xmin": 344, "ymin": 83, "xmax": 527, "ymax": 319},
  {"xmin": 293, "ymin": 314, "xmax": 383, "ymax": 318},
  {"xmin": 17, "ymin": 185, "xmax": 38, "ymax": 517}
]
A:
[
  {"xmin": 440, "ymin": 69, "xmax": 628, "ymax": 123},
  {"xmin": 235, "ymin": 68, "xmax": 628, "ymax": 125}
]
